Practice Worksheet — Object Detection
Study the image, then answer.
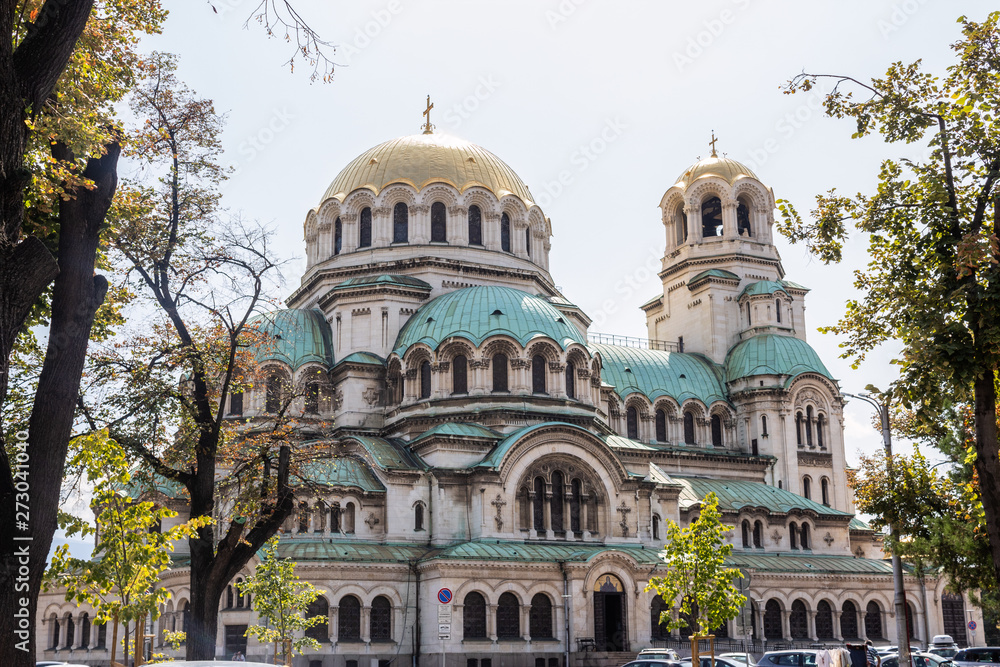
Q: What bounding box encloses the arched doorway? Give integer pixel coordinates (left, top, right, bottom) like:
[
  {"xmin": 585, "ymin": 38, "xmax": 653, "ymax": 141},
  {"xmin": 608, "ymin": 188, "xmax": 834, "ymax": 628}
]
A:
[
  {"xmin": 942, "ymin": 593, "xmax": 968, "ymax": 645},
  {"xmin": 594, "ymin": 573, "xmax": 627, "ymax": 651}
]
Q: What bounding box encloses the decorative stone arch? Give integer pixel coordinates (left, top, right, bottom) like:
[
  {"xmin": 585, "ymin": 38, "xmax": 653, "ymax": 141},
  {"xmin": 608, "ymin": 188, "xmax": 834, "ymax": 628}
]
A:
[
  {"xmin": 257, "ymin": 362, "xmax": 293, "ymax": 413},
  {"xmin": 679, "ymin": 399, "xmax": 708, "ymax": 445},
  {"xmin": 438, "ymin": 338, "xmax": 476, "ymax": 362},
  {"xmin": 732, "ymin": 180, "xmax": 770, "ymax": 211},
  {"xmin": 686, "ymin": 179, "xmax": 734, "ymax": 208},
  {"xmin": 484, "ymin": 579, "xmax": 533, "ymax": 606},
  {"xmin": 481, "ymin": 336, "xmax": 520, "ymax": 360},
  {"xmin": 418, "ymin": 183, "xmax": 460, "ymax": 209},
  {"xmin": 499, "ymin": 195, "xmax": 529, "ymax": 226},
  {"xmin": 707, "ymin": 401, "xmax": 736, "ymax": 447},
  {"xmin": 514, "ymin": 452, "xmax": 608, "ymax": 536},
  {"xmin": 332, "ymin": 583, "xmax": 372, "ymax": 606},
  {"xmin": 401, "ymin": 343, "xmax": 434, "ymax": 373},
  {"xmin": 342, "ymin": 189, "xmax": 377, "ymax": 217},
  {"xmin": 660, "ymin": 189, "xmax": 688, "ymax": 248},
  {"xmin": 378, "ymin": 183, "xmax": 418, "ymax": 209},
  {"xmin": 527, "ymin": 206, "xmax": 550, "ymax": 237},
  {"xmin": 623, "ymin": 393, "xmax": 652, "ymax": 440},
  {"xmin": 385, "ymin": 356, "xmax": 404, "ymax": 405},
  {"xmin": 525, "ymin": 339, "xmax": 561, "ymax": 364},
  {"xmin": 317, "ymin": 197, "xmax": 341, "ymax": 227}
]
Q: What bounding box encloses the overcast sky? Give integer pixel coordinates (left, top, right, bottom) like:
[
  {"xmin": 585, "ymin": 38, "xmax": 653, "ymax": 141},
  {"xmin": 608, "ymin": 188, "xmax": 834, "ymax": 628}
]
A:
[{"xmin": 130, "ymin": 1, "xmax": 984, "ymax": 471}]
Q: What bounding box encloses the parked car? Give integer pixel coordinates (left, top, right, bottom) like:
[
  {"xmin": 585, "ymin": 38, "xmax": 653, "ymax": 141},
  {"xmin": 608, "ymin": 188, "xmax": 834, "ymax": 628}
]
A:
[
  {"xmin": 929, "ymin": 637, "xmax": 962, "ymax": 660},
  {"xmin": 882, "ymin": 647, "xmax": 924, "ymax": 657},
  {"xmin": 720, "ymin": 652, "xmax": 758, "ymax": 666},
  {"xmin": 622, "ymin": 659, "xmax": 683, "ymax": 667},
  {"xmin": 638, "ymin": 648, "xmax": 682, "ymax": 661},
  {"xmin": 879, "ymin": 651, "xmax": 955, "ymax": 667},
  {"xmin": 953, "ymin": 648, "xmax": 1000, "ymax": 667},
  {"xmin": 681, "ymin": 656, "xmax": 753, "ymax": 667},
  {"xmin": 756, "ymin": 650, "xmax": 819, "ymax": 667}
]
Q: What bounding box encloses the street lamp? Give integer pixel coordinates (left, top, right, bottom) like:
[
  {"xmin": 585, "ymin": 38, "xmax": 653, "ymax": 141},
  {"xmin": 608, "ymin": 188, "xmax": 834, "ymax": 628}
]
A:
[{"xmin": 844, "ymin": 391, "xmax": 910, "ymax": 667}]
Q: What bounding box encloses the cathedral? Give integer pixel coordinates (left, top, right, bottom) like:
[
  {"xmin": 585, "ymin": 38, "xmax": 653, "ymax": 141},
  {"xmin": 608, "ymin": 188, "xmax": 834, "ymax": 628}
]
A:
[{"xmin": 37, "ymin": 121, "xmax": 982, "ymax": 666}]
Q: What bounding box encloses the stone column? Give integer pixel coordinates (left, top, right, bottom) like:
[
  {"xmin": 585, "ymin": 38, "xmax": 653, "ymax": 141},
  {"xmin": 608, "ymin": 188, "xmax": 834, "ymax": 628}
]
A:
[
  {"xmin": 488, "ymin": 604, "xmax": 498, "ymax": 641},
  {"xmin": 58, "ymin": 616, "xmax": 68, "ymax": 649},
  {"xmin": 807, "ymin": 610, "xmax": 817, "ymax": 641},
  {"xmin": 527, "ymin": 492, "xmax": 538, "ymax": 539},
  {"xmin": 832, "ymin": 610, "xmax": 843, "ymax": 641},
  {"xmin": 722, "ymin": 201, "xmax": 738, "ymax": 237},
  {"xmin": 544, "ymin": 490, "xmax": 554, "ymax": 538},
  {"xmin": 781, "ymin": 609, "xmax": 791, "ymax": 641},
  {"xmin": 485, "ymin": 213, "xmax": 501, "ymax": 251},
  {"xmin": 582, "ymin": 497, "xmax": 591, "ymax": 539},
  {"xmin": 563, "ymin": 492, "xmax": 574, "ymax": 539},
  {"xmin": 522, "ymin": 603, "xmax": 532, "ymax": 641},
  {"xmin": 858, "ymin": 609, "xmax": 867, "ymax": 641},
  {"xmin": 330, "ymin": 607, "xmax": 339, "ymax": 643},
  {"xmin": 362, "ymin": 605, "xmax": 372, "ymax": 643},
  {"xmin": 373, "ymin": 206, "xmax": 390, "ymax": 245},
  {"xmin": 341, "ymin": 212, "xmax": 358, "ymax": 253},
  {"xmin": 551, "ymin": 362, "xmax": 566, "ymax": 398},
  {"xmin": 412, "ymin": 204, "xmax": 430, "ymax": 244},
  {"xmin": 685, "ymin": 204, "xmax": 701, "ymax": 243},
  {"xmin": 450, "ymin": 206, "xmax": 468, "ymax": 244}
]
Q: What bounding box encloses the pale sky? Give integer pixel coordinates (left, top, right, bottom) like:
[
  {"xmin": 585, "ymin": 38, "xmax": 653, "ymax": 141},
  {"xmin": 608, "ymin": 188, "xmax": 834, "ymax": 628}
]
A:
[{"xmin": 133, "ymin": 0, "xmax": 983, "ymax": 471}]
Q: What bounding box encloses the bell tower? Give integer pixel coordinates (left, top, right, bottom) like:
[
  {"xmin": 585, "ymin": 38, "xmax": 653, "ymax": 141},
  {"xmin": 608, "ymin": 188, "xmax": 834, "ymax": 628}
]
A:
[{"xmin": 641, "ymin": 143, "xmax": 803, "ymax": 364}]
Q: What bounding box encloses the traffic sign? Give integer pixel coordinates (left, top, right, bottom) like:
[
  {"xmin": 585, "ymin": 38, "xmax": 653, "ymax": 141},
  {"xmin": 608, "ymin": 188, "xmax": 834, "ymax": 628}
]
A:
[
  {"xmin": 438, "ymin": 587, "xmax": 453, "ymax": 604},
  {"xmin": 969, "ymin": 620, "xmax": 977, "ymax": 631}
]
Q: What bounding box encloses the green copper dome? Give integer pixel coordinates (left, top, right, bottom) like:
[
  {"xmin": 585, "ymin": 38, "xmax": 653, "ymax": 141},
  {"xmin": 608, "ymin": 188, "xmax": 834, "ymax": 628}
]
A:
[
  {"xmin": 250, "ymin": 309, "xmax": 334, "ymax": 370},
  {"xmin": 393, "ymin": 286, "xmax": 586, "ymax": 355},
  {"xmin": 739, "ymin": 280, "xmax": 808, "ymax": 299},
  {"xmin": 590, "ymin": 343, "xmax": 728, "ymax": 406},
  {"xmin": 725, "ymin": 334, "xmax": 831, "ymax": 384}
]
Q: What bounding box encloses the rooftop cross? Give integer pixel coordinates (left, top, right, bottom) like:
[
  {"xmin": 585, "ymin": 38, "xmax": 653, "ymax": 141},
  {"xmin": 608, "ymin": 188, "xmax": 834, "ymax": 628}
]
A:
[
  {"xmin": 422, "ymin": 95, "xmax": 435, "ymax": 134},
  {"xmin": 709, "ymin": 131, "xmax": 718, "ymax": 157}
]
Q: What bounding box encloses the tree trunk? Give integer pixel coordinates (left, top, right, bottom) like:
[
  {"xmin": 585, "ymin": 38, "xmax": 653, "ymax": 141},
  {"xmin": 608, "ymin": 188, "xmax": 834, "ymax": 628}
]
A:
[
  {"xmin": 973, "ymin": 369, "xmax": 1000, "ymax": 596},
  {"xmin": 0, "ymin": 141, "xmax": 118, "ymax": 667},
  {"xmin": 110, "ymin": 612, "xmax": 119, "ymax": 667}
]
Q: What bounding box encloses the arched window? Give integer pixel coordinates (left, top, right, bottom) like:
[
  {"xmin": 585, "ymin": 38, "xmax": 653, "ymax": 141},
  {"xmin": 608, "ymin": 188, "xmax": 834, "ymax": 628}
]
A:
[
  {"xmin": 230, "ymin": 388, "xmax": 244, "ymax": 416},
  {"xmin": 702, "ymin": 196, "xmax": 723, "ymax": 237},
  {"xmin": 795, "ymin": 412, "xmax": 803, "ymax": 445},
  {"xmin": 741, "ymin": 520, "xmax": 750, "ymax": 548},
  {"xmin": 655, "ymin": 409, "xmax": 667, "ymax": 442},
  {"xmin": 676, "ymin": 206, "xmax": 688, "ymax": 245},
  {"xmin": 711, "ymin": 414, "xmax": 723, "ymax": 447},
  {"xmin": 763, "ymin": 600, "xmax": 782, "ymax": 640},
  {"xmin": 525, "ymin": 227, "xmax": 532, "ymax": 257},
  {"xmin": 298, "ymin": 502, "xmax": 309, "ymax": 533},
  {"xmin": 761, "ymin": 414, "xmax": 768, "ymax": 437},
  {"xmin": 683, "ymin": 411, "xmax": 695, "ymax": 444},
  {"xmin": 463, "ymin": 592, "xmax": 487, "ymax": 639},
  {"xmin": 80, "ymin": 613, "xmax": 90, "ymax": 649},
  {"xmin": 817, "ymin": 414, "xmax": 826, "ymax": 448},
  {"xmin": 531, "ymin": 593, "xmax": 554, "ymax": 639},
  {"xmin": 651, "ymin": 595, "xmax": 670, "ymax": 640},
  {"xmin": 652, "ymin": 514, "xmax": 660, "ymax": 540},
  {"xmin": 431, "ymin": 201, "xmax": 447, "ymax": 242},
  {"xmin": 802, "ymin": 477, "xmax": 812, "ymax": 500},
  {"xmin": 565, "ymin": 362, "xmax": 576, "ymax": 399},
  {"xmin": 330, "ymin": 503, "xmax": 341, "ymax": 533},
  {"xmin": 497, "ymin": 592, "xmax": 520, "ymax": 638},
  {"xmin": 532, "ymin": 477, "xmax": 545, "ymax": 531},
  {"xmin": 753, "ymin": 520, "xmax": 763, "ymax": 548},
  {"xmin": 570, "ymin": 479, "xmax": 582, "ymax": 533},
  {"xmin": 737, "ymin": 199, "xmax": 752, "ymax": 236},
  {"xmin": 551, "ymin": 471, "xmax": 564, "ymax": 532},
  {"xmin": 775, "ymin": 298, "xmax": 781, "ymax": 323},
  {"xmin": 500, "ymin": 212, "xmax": 511, "ymax": 252},
  {"xmin": 452, "ymin": 355, "xmax": 468, "ymax": 394},
  {"xmin": 816, "ymin": 600, "xmax": 834, "ymax": 639},
  {"xmin": 806, "ymin": 405, "xmax": 814, "ymax": 446},
  {"xmin": 97, "ymin": 622, "xmax": 107, "ymax": 648},
  {"xmin": 801, "ymin": 523, "xmax": 811, "ymax": 550},
  {"xmin": 626, "ymin": 406, "xmax": 639, "ymax": 439},
  {"xmin": 790, "ymin": 522, "xmax": 799, "ymax": 549},
  {"xmin": 392, "ymin": 202, "xmax": 408, "ymax": 243},
  {"xmin": 305, "ymin": 597, "xmax": 329, "ymax": 641},
  {"xmin": 359, "ymin": 207, "xmax": 372, "ymax": 248},
  {"xmin": 265, "ymin": 373, "xmax": 282, "ymax": 413},
  {"xmin": 821, "ymin": 478, "xmax": 830, "ymax": 506},
  {"xmin": 790, "ymin": 600, "xmax": 808, "ymax": 639},
  {"xmin": 64, "ymin": 613, "xmax": 74, "ymax": 648},
  {"xmin": 314, "ymin": 501, "xmax": 326, "ymax": 533},
  {"xmin": 183, "ymin": 601, "xmax": 191, "ymax": 636},
  {"xmin": 334, "ymin": 217, "xmax": 342, "ymax": 255},
  {"xmin": 414, "ymin": 502, "xmax": 424, "ymax": 531},
  {"xmin": 48, "ymin": 614, "xmax": 58, "ymax": 649},
  {"xmin": 343, "ymin": 502, "xmax": 355, "ymax": 533},
  {"xmin": 492, "ymin": 353, "xmax": 508, "ymax": 392},
  {"xmin": 371, "ymin": 596, "xmax": 392, "ymax": 641},
  {"xmin": 865, "ymin": 601, "xmax": 883, "ymax": 639},
  {"xmin": 305, "ymin": 382, "xmax": 319, "ymax": 414},
  {"xmin": 419, "ymin": 360, "xmax": 431, "ymax": 399},
  {"xmin": 841, "ymin": 601, "xmax": 859, "ymax": 639},
  {"xmin": 468, "ymin": 205, "xmax": 482, "ymax": 245},
  {"xmin": 532, "ymin": 354, "xmax": 547, "ymax": 394},
  {"xmin": 339, "ymin": 596, "xmax": 362, "ymax": 641}
]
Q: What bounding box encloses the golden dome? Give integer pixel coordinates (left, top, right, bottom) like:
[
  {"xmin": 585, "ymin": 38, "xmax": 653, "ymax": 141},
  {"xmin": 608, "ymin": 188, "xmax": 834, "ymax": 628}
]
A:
[
  {"xmin": 322, "ymin": 133, "xmax": 535, "ymax": 206},
  {"xmin": 675, "ymin": 155, "xmax": 758, "ymax": 186}
]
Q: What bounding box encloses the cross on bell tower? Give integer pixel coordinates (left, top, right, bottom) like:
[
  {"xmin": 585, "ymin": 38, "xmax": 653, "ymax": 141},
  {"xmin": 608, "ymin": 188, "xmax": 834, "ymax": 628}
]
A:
[
  {"xmin": 709, "ymin": 131, "xmax": 718, "ymax": 157},
  {"xmin": 421, "ymin": 95, "xmax": 435, "ymax": 134}
]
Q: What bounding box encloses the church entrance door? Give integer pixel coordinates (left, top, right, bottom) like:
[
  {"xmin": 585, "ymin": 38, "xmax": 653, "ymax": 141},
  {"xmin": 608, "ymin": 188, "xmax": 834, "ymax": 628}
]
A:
[{"xmin": 593, "ymin": 573, "xmax": 627, "ymax": 652}]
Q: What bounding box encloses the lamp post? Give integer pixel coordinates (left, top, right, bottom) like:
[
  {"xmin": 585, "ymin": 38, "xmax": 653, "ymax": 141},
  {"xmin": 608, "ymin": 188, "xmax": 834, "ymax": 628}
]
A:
[{"xmin": 844, "ymin": 391, "xmax": 910, "ymax": 667}]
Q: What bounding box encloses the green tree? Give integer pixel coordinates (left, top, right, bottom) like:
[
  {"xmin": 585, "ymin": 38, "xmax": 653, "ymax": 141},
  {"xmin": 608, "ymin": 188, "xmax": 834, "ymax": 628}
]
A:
[
  {"xmin": 237, "ymin": 537, "xmax": 325, "ymax": 665},
  {"xmin": 777, "ymin": 11, "xmax": 1000, "ymax": 593},
  {"xmin": 646, "ymin": 493, "xmax": 746, "ymax": 638},
  {"xmin": 45, "ymin": 430, "xmax": 210, "ymax": 667}
]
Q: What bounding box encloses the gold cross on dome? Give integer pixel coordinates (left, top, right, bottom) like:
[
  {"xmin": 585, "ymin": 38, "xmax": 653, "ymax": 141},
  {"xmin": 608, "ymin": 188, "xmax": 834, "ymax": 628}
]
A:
[
  {"xmin": 709, "ymin": 131, "xmax": 718, "ymax": 157},
  {"xmin": 422, "ymin": 95, "xmax": 435, "ymax": 134}
]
